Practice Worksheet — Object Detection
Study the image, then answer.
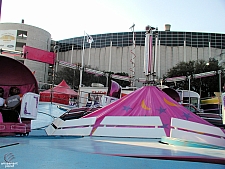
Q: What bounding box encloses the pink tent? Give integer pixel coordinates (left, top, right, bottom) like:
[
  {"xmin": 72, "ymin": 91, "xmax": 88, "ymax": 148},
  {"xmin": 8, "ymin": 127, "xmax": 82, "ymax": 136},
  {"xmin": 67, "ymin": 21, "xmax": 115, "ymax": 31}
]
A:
[
  {"xmin": 84, "ymin": 86, "xmax": 213, "ymax": 136},
  {"xmin": 40, "ymin": 80, "xmax": 78, "ymax": 105}
]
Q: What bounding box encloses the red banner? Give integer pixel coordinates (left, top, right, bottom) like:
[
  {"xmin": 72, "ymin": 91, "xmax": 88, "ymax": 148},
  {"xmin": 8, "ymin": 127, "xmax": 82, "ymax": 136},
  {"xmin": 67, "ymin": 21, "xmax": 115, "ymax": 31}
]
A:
[{"xmin": 23, "ymin": 46, "xmax": 56, "ymax": 64}]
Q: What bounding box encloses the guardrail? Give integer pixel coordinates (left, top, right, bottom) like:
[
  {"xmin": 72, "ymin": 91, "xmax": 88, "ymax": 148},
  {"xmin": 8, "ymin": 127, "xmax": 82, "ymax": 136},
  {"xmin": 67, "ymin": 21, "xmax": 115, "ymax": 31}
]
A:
[
  {"xmin": 45, "ymin": 117, "xmax": 97, "ymax": 136},
  {"xmin": 92, "ymin": 116, "xmax": 166, "ymax": 138},
  {"xmin": 169, "ymin": 118, "xmax": 225, "ymax": 148}
]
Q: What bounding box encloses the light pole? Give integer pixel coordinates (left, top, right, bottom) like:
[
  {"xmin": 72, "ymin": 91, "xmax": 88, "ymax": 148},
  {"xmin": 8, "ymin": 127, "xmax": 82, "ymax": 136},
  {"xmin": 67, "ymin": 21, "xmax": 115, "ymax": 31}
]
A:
[
  {"xmin": 144, "ymin": 25, "xmax": 155, "ymax": 83},
  {"xmin": 129, "ymin": 23, "xmax": 135, "ymax": 87},
  {"xmin": 188, "ymin": 75, "xmax": 191, "ymax": 109},
  {"xmin": 200, "ymin": 62, "xmax": 209, "ymax": 98},
  {"xmin": 218, "ymin": 70, "xmax": 222, "ymax": 116},
  {"xmin": 51, "ymin": 45, "xmax": 60, "ymax": 104},
  {"xmin": 217, "ymin": 56, "xmax": 224, "ymax": 116}
]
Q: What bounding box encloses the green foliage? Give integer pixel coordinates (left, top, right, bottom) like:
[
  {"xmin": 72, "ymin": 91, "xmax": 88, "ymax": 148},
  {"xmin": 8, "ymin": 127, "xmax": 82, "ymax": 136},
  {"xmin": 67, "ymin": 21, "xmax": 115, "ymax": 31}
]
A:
[
  {"xmin": 113, "ymin": 72, "xmax": 130, "ymax": 87},
  {"xmin": 55, "ymin": 67, "xmax": 130, "ymax": 89},
  {"xmin": 164, "ymin": 59, "xmax": 224, "ymax": 97}
]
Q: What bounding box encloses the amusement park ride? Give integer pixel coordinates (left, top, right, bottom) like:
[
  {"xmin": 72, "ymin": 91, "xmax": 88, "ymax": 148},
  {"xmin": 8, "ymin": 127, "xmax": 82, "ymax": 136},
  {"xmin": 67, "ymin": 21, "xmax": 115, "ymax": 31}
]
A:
[
  {"xmin": 0, "ymin": 54, "xmax": 40, "ymax": 136},
  {"xmin": 0, "ymin": 46, "xmax": 55, "ymax": 136},
  {"xmin": 44, "ymin": 26, "xmax": 225, "ymax": 149},
  {"xmin": 0, "ymin": 26, "xmax": 224, "ymax": 150}
]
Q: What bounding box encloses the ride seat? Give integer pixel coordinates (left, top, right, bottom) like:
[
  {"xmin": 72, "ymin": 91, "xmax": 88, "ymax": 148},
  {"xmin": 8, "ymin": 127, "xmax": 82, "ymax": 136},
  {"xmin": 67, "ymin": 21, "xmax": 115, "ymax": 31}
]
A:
[{"xmin": 0, "ymin": 102, "xmax": 21, "ymax": 123}]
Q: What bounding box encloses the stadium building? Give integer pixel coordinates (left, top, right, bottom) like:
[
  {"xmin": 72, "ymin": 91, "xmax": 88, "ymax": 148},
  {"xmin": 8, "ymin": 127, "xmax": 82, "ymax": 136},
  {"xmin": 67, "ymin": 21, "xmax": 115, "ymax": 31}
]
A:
[
  {"xmin": 1, "ymin": 22, "xmax": 225, "ymax": 87},
  {"xmin": 0, "ymin": 22, "xmax": 53, "ymax": 85},
  {"xmin": 56, "ymin": 24, "xmax": 225, "ymax": 86}
]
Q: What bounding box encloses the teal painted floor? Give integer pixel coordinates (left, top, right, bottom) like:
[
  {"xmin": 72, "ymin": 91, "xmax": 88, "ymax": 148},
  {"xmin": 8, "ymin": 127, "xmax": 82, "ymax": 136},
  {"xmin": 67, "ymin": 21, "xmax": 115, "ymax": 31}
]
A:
[
  {"xmin": 1, "ymin": 103, "xmax": 224, "ymax": 169},
  {"xmin": 0, "ymin": 130, "xmax": 224, "ymax": 169}
]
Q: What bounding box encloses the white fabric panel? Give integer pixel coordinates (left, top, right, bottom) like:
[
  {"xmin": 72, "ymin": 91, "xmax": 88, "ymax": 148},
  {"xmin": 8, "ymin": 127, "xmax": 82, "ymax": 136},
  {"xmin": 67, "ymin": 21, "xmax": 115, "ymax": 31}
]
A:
[
  {"xmin": 20, "ymin": 92, "xmax": 40, "ymax": 119},
  {"xmin": 45, "ymin": 124, "xmax": 55, "ymax": 135},
  {"xmin": 171, "ymin": 118, "xmax": 225, "ymax": 137},
  {"xmin": 171, "ymin": 129, "xmax": 225, "ymax": 148},
  {"xmin": 58, "ymin": 117, "xmax": 96, "ymax": 128},
  {"xmin": 100, "ymin": 116, "xmax": 162, "ymax": 126},
  {"xmin": 45, "ymin": 117, "xmax": 96, "ymax": 136},
  {"xmin": 93, "ymin": 127, "xmax": 166, "ymax": 138},
  {"xmin": 51, "ymin": 127, "xmax": 93, "ymax": 136}
]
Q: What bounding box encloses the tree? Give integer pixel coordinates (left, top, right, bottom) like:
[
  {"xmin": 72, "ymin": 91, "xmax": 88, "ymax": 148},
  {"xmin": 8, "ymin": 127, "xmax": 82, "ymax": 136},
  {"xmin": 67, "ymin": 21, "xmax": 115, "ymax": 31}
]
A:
[
  {"xmin": 55, "ymin": 67, "xmax": 80, "ymax": 90},
  {"xmin": 55, "ymin": 67, "xmax": 107, "ymax": 89},
  {"xmin": 106, "ymin": 72, "xmax": 131, "ymax": 87},
  {"xmin": 164, "ymin": 59, "xmax": 224, "ymax": 98},
  {"xmin": 55, "ymin": 67, "xmax": 130, "ymax": 89}
]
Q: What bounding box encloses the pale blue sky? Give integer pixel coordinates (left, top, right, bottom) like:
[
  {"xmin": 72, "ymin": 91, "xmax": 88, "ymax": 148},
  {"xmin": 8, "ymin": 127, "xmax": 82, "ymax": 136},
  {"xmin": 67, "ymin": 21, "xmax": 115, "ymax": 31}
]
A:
[{"xmin": 1, "ymin": 0, "xmax": 225, "ymax": 40}]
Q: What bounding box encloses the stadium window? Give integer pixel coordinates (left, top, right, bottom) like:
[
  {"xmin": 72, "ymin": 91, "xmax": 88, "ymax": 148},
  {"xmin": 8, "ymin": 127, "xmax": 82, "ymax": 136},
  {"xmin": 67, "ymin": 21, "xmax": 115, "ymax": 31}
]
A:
[
  {"xmin": 16, "ymin": 42, "xmax": 26, "ymax": 48},
  {"xmin": 17, "ymin": 30, "xmax": 27, "ymax": 39}
]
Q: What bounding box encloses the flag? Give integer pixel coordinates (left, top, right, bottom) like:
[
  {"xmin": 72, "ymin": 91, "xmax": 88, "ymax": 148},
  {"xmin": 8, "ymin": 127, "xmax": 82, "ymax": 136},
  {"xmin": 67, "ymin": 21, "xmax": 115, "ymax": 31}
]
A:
[{"xmin": 86, "ymin": 33, "xmax": 94, "ymax": 43}]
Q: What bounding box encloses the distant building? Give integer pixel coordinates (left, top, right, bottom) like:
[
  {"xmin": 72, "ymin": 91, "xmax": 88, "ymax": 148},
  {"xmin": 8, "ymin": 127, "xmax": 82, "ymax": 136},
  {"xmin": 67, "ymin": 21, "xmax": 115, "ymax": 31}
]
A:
[
  {"xmin": 1, "ymin": 22, "xmax": 225, "ymax": 87},
  {"xmin": 0, "ymin": 22, "xmax": 53, "ymax": 85},
  {"xmin": 57, "ymin": 25, "xmax": 225, "ymax": 87}
]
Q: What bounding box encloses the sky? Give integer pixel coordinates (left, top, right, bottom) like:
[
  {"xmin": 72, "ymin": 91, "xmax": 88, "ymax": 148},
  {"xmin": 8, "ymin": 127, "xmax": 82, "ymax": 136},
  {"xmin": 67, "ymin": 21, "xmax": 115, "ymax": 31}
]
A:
[{"xmin": 0, "ymin": 0, "xmax": 225, "ymax": 40}]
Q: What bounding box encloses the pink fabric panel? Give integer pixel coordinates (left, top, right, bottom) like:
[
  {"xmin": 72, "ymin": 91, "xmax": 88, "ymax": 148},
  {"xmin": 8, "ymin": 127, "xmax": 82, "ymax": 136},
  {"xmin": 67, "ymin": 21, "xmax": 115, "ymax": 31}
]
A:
[
  {"xmin": 0, "ymin": 113, "xmax": 3, "ymax": 123},
  {"xmin": 23, "ymin": 46, "xmax": 56, "ymax": 64},
  {"xmin": 0, "ymin": 55, "xmax": 39, "ymax": 97},
  {"xmin": 84, "ymin": 86, "xmax": 213, "ymax": 137},
  {"xmin": 108, "ymin": 81, "xmax": 121, "ymax": 98},
  {"xmin": 1, "ymin": 84, "xmax": 36, "ymax": 99}
]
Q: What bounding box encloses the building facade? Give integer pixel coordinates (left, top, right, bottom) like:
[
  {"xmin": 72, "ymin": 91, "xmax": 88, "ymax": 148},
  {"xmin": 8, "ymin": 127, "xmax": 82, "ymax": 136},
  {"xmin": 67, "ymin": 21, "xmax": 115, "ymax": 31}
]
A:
[
  {"xmin": 1, "ymin": 22, "xmax": 225, "ymax": 87},
  {"xmin": 0, "ymin": 22, "xmax": 52, "ymax": 84},
  {"xmin": 57, "ymin": 28, "xmax": 225, "ymax": 87}
]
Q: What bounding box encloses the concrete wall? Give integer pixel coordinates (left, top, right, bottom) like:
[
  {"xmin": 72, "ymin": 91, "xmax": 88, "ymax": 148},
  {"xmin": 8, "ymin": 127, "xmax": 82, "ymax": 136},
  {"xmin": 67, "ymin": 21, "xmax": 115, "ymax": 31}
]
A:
[
  {"xmin": 0, "ymin": 23, "xmax": 52, "ymax": 84},
  {"xmin": 58, "ymin": 44, "xmax": 225, "ymax": 87}
]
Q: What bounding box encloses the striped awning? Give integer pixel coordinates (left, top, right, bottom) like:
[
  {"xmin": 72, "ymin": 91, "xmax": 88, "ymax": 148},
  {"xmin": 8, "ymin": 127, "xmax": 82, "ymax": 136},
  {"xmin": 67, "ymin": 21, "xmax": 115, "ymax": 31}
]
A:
[
  {"xmin": 58, "ymin": 60, "xmax": 78, "ymax": 69},
  {"xmin": 165, "ymin": 71, "xmax": 218, "ymax": 82},
  {"xmin": 58, "ymin": 60, "xmax": 130, "ymax": 81},
  {"xmin": 111, "ymin": 74, "xmax": 130, "ymax": 81},
  {"xmin": 194, "ymin": 71, "xmax": 217, "ymax": 79},
  {"xmin": 85, "ymin": 68, "xmax": 104, "ymax": 76},
  {"xmin": 165, "ymin": 76, "xmax": 187, "ymax": 82}
]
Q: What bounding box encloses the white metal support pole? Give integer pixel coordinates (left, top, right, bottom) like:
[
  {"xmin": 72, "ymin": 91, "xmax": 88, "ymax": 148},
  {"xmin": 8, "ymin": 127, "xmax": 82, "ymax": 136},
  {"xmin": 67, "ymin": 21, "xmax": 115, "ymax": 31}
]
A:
[
  {"xmin": 109, "ymin": 41, "xmax": 112, "ymax": 72},
  {"xmin": 154, "ymin": 28, "xmax": 158, "ymax": 76},
  {"xmin": 149, "ymin": 28, "xmax": 153, "ymax": 82},
  {"xmin": 209, "ymin": 42, "xmax": 211, "ymax": 59},
  {"xmin": 218, "ymin": 70, "xmax": 222, "ymax": 116},
  {"xmin": 88, "ymin": 43, "xmax": 91, "ymax": 66},
  {"xmin": 71, "ymin": 45, "xmax": 75, "ymax": 89},
  {"xmin": 184, "ymin": 40, "xmax": 186, "ymax": 62},
  {"xmin": 130, "ymin": 24, "xmax": 135, "ymax": 87},
  {"xmin": 200, "ymin": 78, "xmax": 202, "ymax": 98},
  {"xmin": 188, "ymin": 75, "xmax": 191, "ymax": 109},
  {"xmin": 54, "ymin": 43, "xmax": 59, "ymax": 72},
  {"xmin": 71, "ymin": 45, "xmax": 74, "ymax": 64},
  {"xmin": 79, "ymin": 32, "xmax": 86, "ymax": 88},
  {"xmin": 157, "ymin": 40, "xmax": 161, "ymax": 79},
  {"xmin": 51, "ymin": 45, "xmax": 58, "ymax": 104},
  {"xmin": 106, "ymin": 41, "xmax": 112, "ymax": 87}
]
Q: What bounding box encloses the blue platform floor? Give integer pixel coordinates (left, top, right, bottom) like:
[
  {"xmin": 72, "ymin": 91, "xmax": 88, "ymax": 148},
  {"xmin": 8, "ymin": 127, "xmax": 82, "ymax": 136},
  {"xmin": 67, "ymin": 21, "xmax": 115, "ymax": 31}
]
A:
[
  {"xmin": 0, "ymin": 129, "xmax": 224, "ymax": 169},
  {"xmin": 1, "ymin": 103, "xmax": 224, "ymax": 169}
]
